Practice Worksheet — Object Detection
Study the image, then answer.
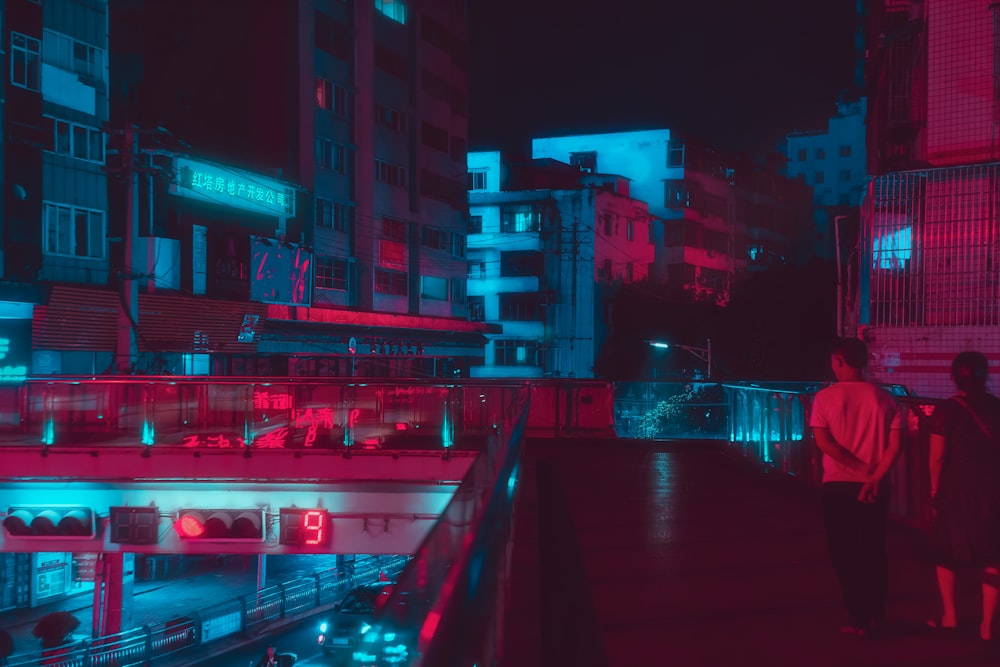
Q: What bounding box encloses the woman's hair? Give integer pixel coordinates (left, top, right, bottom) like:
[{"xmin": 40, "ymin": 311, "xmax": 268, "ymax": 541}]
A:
[{"xmin": 951, "ymin": 351, "xmax": 989, "ymax": 395}]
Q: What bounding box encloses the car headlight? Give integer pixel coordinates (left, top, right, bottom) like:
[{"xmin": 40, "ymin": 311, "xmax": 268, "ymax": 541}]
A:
[
  {"xmin": 319, "ymin": 622, "xmax": 329, "ymax": 633},
  {"xmin": 360, "ymin": 622, "xmax": 372, "ymax": 635}
]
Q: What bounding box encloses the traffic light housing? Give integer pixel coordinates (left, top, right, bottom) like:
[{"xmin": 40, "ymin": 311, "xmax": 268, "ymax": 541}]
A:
[
  {"xmin": 109, "ymin": 506, "xmax": 161, "ymax": 545},
  {"xmin": 279, "ymin": 508, "xmax": 331, "ymax": 546},
  {"xmin": 174, "ymin": 509, "xmax": 264, "ymax": 541},
  {"xmin": 3, "ymin": 506, "xmax": 96, "ymax": 538}
]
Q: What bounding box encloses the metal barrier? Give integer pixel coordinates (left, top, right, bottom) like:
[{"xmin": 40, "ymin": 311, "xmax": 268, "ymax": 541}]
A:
[
  {"xmin": 2, "ymin": 555, "xmax": 409, "ymax": 667},
  {"xmin": 721, "ymin": 381, "xmax": 943, "ymax": 530}
]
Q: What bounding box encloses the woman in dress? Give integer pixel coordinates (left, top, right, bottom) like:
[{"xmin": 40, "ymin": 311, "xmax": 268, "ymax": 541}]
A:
[{"xmin": 928, "ymin": 351, "xmax": 1000, "ymax": 641}]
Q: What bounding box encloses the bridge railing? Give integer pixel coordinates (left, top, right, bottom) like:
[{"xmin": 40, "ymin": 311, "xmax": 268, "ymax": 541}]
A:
[
  {"xmin": 0, "ymin": 377, "xmax": 615, "ymax": 449},
  {"xmin": 2, "ymin": 555, "xmax": 408, "ymax": 667},
  {"xmin": 721, "ymin": 381, "xmax": 941, "ymax": 530},
  {"xmin": 346, "ymin": 382, "xmax": 532, "ymax": 666}
]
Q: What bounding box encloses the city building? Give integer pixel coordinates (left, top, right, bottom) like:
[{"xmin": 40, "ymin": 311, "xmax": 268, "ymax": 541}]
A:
[
  {"xmin": 857, "ymin": 0, "xmax": 1000, "ymax": 398},
  {"xmin": 467, "ymin": 151, "xmax": 654, "ymax": 378},
  {"xmin": 2, "ymin": 0, "xmax": 489, "ymax": 380},
  {"xmin": 783, "ymin": 97, "xmax": 868, "ymax": 260},
  {"xmin": 532, "ymin": 130, "xmax": 813, "ymax": 305}
]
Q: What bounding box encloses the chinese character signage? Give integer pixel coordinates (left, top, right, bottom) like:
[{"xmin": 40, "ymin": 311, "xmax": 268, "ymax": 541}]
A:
[{"xmin": 172, "ymin": 157, "xmax": 297, "ymax": 219}]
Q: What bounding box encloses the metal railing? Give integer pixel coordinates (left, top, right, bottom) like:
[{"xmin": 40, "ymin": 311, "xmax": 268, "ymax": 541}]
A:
[{"xmin": 3, "ymin": 555, "xmax": 409, "ymax": 667}]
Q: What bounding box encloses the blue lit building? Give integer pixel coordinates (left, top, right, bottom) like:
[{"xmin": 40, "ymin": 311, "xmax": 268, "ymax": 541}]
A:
[
  {"xmin": 467, "ymin": 151, "xmax": 654, "ymax": 378},
  {"xmin": 532, "ymin": 130, "xmax": 812, "ymax": 305},
  {"xmin": 783, "ymin": 97, "xmax": 868, "ymax": 260}
]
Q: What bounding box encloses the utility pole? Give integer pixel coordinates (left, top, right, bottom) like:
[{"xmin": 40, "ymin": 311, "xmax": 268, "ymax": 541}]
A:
[{"xmin": 114, "ymin": 125, "xmax": 141, "ymax": 373}]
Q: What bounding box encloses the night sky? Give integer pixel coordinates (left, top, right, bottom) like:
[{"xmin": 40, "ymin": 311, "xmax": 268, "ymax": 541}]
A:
[{"xmin": 469, "ymin": 0, "xmax": 858, "ymax": 156}]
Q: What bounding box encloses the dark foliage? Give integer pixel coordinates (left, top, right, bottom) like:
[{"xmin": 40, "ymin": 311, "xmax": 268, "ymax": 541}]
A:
[{"xmin": 32, "ymin": 611, "xmax": 80, "ymax": 649}]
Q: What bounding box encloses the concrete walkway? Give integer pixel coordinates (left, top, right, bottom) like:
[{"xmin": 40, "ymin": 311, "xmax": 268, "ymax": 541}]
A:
[{"xmin": 503, "ymin": 439, "xmax": 1000, "ymax": 666}]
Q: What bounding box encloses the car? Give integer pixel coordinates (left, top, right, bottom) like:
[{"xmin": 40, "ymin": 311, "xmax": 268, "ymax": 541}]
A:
[{"xmin": 317, "ymin": 581, "xmax": 395, "ymax": 659}]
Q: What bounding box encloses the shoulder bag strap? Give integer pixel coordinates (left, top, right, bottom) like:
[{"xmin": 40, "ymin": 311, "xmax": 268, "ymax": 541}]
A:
[{"xmin": 951, "ymin": 396, "xmax": 994, "ymax": 441}]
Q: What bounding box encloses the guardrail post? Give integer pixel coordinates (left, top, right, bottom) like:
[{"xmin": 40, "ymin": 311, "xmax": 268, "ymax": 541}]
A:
[
  {"xmin": 278, "ymin": 583, "xmax": 287, "ymax": 618},
  {"xmin": 313, "ymin": 572, "xmax": 322, "ymax": 606},
  {"xmin": 142, "ymin": 623, "xmax": 153, "ymax": 666},
  {"xmin": 238, "ymin": 594, "xmax": 248, "ymax": 632}
]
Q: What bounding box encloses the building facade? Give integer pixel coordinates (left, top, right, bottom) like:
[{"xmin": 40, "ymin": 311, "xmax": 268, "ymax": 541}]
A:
[
  {"xmin": 532, "ymin": 130, "xmax": 812, "ymax": 304},
  {"xmin": 2, "ymin": 0, "xmax": 487, "ymax": 379},
  {"xmin": 858, "ymin": 0, "xmax": 1000, "ymax": 397},
  {"xmin": 467, "ymin": 151, "xmax": 654, "ymax": 378},
  {"xmin": 784, "ymin": 97, "xmax": 868, "ymax": 260}
]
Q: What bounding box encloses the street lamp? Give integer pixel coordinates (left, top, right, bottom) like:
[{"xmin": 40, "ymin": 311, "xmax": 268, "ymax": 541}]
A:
[{"xmin": 645, "ymin": 339, "xmax": 712, "ymax": 378}]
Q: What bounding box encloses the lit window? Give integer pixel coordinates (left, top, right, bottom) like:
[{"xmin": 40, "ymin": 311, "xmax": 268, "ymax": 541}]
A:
[
  {"xmin": 43, "ymin": 202, "xmax": 105, "ymax": 259},
  {"xmin": 11, "ymin": 32, "xmax": 41, "ymax": 90},
  {"xmin": 872, "ymin": 226, "xmax": 911, "ymax": 270},
  {"xmin": 374, "ymin": 0, "xmax": 407, "ymax": 24},
  {"xmin": 316, "ymin": 78, "xmax": 348, "ymax": 116},
  {"xmin": 316, "ymin": 256, "xmax": 348, "ymax": 290}
]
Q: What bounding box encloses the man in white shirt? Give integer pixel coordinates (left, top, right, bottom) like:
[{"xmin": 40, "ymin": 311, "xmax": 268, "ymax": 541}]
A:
[{"xmin": 809, "ymin": 337, "xmax": 903, "ymax": 638}]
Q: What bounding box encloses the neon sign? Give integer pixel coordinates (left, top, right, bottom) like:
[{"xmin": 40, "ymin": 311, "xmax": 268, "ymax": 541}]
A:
[
  {"xmin": 0, "ymin": 325, "xmax": 29, "ymax": 383},
  {"xmin": 172, "ymin": 157, "xmax": 297, "ymax": 218}
]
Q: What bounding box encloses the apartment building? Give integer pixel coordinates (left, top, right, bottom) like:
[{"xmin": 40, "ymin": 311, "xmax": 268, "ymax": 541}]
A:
[
  {"xmin": 5, "ymin": 0, "xmax": 488, "ymax": 378},
  {"xmin": 859, "ymin": 0, "xmax": 1000, "ymax": 398},
  {"xmin": 467, "ymin": 151, "xmax": 654, "ymax": 378},
  {"xmin": 784, "ymin": 97, "xmax": 868, "ymax": 260},
  {"xmin": 532, "ymin": 130, "xmax": 812, "ymax": 305}
]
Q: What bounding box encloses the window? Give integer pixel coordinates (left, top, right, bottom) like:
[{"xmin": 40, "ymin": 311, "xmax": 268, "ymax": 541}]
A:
[
  {"xmin": 42, "ymin": 30, "xmax": 103, "ymax": 80},
  {"xmin": 467, "ymin": 260, "xmax": 485, "ymax": 278},
  {"xmin": 375, "ymin": 104, "xmax": 405, "ymax": 132},
  {"xmin": 421, "ymin": 275, "xmax": 448, "ymax": 300},
  {"xmin": 494, "ymin": 339, "xmax": 537, "ymax": 367},
  {"xmin": 839, "ymin": 169, "xmax": 852, "ymax": 182},
  {"xmin": 815, "ymin": 148, "xmax": 826, "ymax": 159},
  {"xmin": 499, "ymin": 251, "xmax": 543, "ymax": 277},
  {"xmin": 43, "ymin": 202, "xmax": 105, "ymax": 259},
  {"xmin": 648, "ymin": 220, "xmax": 656, "ymax": 244},
  {"xmin": 499, "ymin": 294, "xmax": 543, "ymax": 321},
  {"xmin": 316, "ymin": 256, "xmax": 348, "ymax": 290},
  {"xmin": 665, "ymin": 184, "xmax": 689, "ymax": 208},
  {"xmin": 316, "ymin": 198, "xmax": 353, "ymax": 232},
  {"xmin": 469, "ymin": 215, "xmax": 483, "ymax": 233},
  {"xmin": 601, "ymin": 258, "xmax": 613, "ymax": 280},
  {"xmin": 467, "ymin": 170, "xmax": 487, "ymax": 190},
  {"xmin": 603, "ymin": 213, "xmax": 613, "ymax": 236},
  {"xmin": 499, "ymin": 205, "xmax": 541, "ymax": 232},
  {"xmin": 797, "ymin": 148, "xmax": 807, "ymax": 161},
  {"xmin": 52, "ymin": 119, "xmax": 104, "ymax": 163},
  {"xmin": 316, "ymin": 78, "xmax": 348, "ymax": 116},
  {"xmin": 667, "ymin": 142, "xmax": 685, "ymax": 168},
  {"xmin": 627, "ymin": 219, "xmax": 634, "ymax": 241},
  {"xmin": 382, "ymin": 217, "xmax": 407, "ymax": 240},
  {"xmin": 570, "ymin": 151, "xmax": 597, "ymax": 172},
  {"xmin": 451, "ymin": 277, "xmax": 466, "ymax": 304},
  {"xmin": 316, "ymin": 139, "xmax": 346, "ymax": 173},
  {"xmin": 12, "ymin": 32, "xmax": 41, "ymax": 90},
  {"xmin": 375, "ymin": 159, "xmax": 406, "ymax": 187},
  {"xmin": 468, "ymin": 295, "xmax": 485, "ymax": 321},
  {"xmin": 626, "ymin": 262, "xmax": 634, "ymax": 282},
  {"xmin": 375, "ymin": 268, "xmax": 408, "ymax": 295},
  {"xmin": 814, "ymin": 171, "xmax": 825, "ymax": 184},
  {"xmin": 375, "ymin": 0, "xmax": 407, "ymax": 24},
  {"xmin": 421, "ymin": 226, "xmax": 448, "ymax": 251},
  {"xmin": 450, "ymin": 232, "xmax": 465, "ymax": 258},
  {"xmin": 839, "ymin": 145, "xmax": 852, "ymax": 157}
]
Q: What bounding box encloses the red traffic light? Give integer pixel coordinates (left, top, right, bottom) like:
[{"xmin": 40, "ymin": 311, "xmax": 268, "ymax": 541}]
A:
[
  {"xmin": 174, "ymin": 509, "xmax": 264, "ymax": 541},
  {"xmin": 3, "ymin": 506, "xmax": 95, "ymax": 538}
]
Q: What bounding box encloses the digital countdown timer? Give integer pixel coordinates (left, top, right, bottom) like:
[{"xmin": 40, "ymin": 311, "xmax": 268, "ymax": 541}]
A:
[{"xmin": 278, "ymin": 508, "xmax": 331, "ymax": 546}]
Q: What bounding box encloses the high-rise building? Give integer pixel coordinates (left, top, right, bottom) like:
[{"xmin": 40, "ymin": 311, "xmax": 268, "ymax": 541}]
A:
[
  {"xmin": 467, "ymin": 151, "xmax": 654, "ymax": 378},
  {"xmin": 6, "ymin": 0, "xmax": 487, "ymax": 378},
  {"xmin": 532, "ymin": 130, "xmax": 812, "ymax": 305},
  {"xmin": 859, "ymin": 0, "xmax": 1000, "ymax": 397}
]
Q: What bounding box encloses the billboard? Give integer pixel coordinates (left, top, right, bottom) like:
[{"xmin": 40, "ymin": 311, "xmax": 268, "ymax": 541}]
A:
[
  {"xmin": 250, "ymin": 237, "xmax": 312, "ymax": 306},
  {"xmin": 171, "ymin": 157, "xmax": 297, "ymax": 218}
]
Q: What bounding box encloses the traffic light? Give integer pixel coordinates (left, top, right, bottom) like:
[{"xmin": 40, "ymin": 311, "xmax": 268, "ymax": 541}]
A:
[
  {"xmin": 109, "ymin": 506, "xmax": 161, "ymax": 545},
  {"xmin": 3, "ymin": 506, "xmax": 95, "ymax": 538},
  {"xmin": 279, "ymin": 508, "xmax": 331, "ymax": 546},
  {"xmin": 174, "ymin": 509, "xmax": 264, "ymax": 541}
]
